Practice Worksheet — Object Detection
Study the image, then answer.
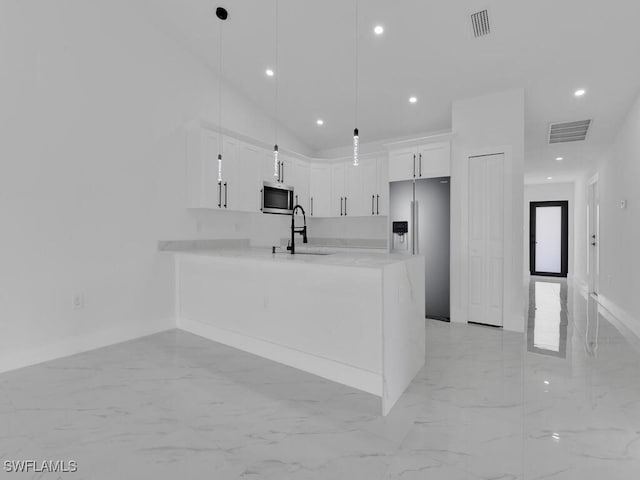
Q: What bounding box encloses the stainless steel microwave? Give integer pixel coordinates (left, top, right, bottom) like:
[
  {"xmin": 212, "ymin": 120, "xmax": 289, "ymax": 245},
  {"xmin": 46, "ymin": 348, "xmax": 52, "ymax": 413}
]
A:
[{"xmin": 261, "ymin": 181, "xmax": 294, "ymax": 215}]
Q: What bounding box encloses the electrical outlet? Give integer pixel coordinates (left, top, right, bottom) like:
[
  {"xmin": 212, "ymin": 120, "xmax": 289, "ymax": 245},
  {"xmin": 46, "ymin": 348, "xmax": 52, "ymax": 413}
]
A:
[{"xmin": 72, "ymin": 293, "xmax": 85, "ymax": 310}]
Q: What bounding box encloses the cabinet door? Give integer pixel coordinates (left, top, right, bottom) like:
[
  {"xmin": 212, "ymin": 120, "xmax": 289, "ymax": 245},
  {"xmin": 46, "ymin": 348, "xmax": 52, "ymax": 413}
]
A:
[
  {"xmin": 388, "ymin": 147, "xmax": 416, "ymax": 182},
  {"xmin": 292, "ymin": 160, "xmax": 310, "ymax": 211},
  {"xmin": 358, "ymin": 158, "xmax": 378, "ymax": 216},
  {"xmin": 376, "ymin": 156, "xmax": 389, "ymax": 216},
  {"xmin": 220, "ymin": 136, "xmax": 239, "ymax": 210},
  {"xmin": 309, "ymin": 164, "xmax": 331, "ymax": 217},
  {"xmin": 330, "ymin": 163, "xmax": 346, "ymax": 217},
  {"xmin": 233, "ymin": 142, "xmax": 264, "ymax": 212},
  {"xmin": 187, "ymin": 127, "xmax": 221, "ymax": 209},
  {"xmin": 417, "ymin": 142, "xmax": 450, "ymax": 178}
]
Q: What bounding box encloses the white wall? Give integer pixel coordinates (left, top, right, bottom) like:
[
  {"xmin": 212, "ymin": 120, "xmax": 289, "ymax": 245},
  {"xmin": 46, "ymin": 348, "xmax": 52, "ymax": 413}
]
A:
[
  {"xmin": 450, "ymin": 89, "xmax": 525, "ymax": 332},
  {"xmin": 523, "ymin": 182, "xmax": 575, "ymax": 277},
  {"xmin": 590, "ymin": 90, "xmax": 640, "ymax": 334},
  {"xmin": 0, "ymin": 1, "xmax": 309, "ymax": 372}
]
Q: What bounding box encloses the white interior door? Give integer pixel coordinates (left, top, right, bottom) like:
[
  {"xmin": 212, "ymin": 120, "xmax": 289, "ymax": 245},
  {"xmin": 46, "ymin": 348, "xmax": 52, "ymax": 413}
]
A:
[
  {"xmin": 468, "ymin": 154, "xmax": 504, "ymax": 327},
  {"xmin": 535, "ymin": 206, "xmax": 562, "ymax": 273}
]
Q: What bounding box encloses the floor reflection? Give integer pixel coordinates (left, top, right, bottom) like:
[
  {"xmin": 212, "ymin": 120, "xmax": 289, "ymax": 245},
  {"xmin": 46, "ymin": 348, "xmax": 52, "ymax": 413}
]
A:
[{"xmin": 527, "ymin": 277, "xmax": 568, "ymax": 357}]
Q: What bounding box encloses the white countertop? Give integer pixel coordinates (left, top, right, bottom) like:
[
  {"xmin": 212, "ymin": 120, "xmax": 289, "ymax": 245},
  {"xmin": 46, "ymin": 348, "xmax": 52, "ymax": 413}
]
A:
[{"xmin": 168, "ymin": 247, "xmax": 419, "ymax": 269}]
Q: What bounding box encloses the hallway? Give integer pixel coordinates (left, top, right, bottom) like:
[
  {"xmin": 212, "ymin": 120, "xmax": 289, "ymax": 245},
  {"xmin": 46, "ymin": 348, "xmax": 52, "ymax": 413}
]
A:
[{"xmin": 1, "ymin": 278, "xmax": 639, "ymax": 479}]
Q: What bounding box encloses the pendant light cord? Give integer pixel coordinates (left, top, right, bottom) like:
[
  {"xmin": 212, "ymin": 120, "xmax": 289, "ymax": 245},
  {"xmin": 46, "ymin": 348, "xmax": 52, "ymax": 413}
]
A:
[
  {"xmin": 218, "ymin": 16, "xmax": 223, "ymax": 159},
  {"xmin": 275, "ymin": 0, "xmax": 279, "ymax": 147},
  {"xmin": 355, "ymin": 0, "xmax": 358, "ymax": 130}
]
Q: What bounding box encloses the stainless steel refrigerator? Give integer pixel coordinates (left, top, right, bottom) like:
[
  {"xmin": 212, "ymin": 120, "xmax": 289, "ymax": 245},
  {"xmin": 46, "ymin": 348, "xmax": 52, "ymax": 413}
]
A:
[{"xmin": 389, "ymin": 177, "xmax": 450, "ymax": 320}]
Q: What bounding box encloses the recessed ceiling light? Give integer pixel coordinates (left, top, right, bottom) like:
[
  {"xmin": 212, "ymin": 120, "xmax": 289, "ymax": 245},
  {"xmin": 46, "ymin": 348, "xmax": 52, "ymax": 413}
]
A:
[
  {"xmin": 409, "ymin": 96, "xmax": 418, "ymax": 104},
  {"xmin": 544, "ymin": 380, "xmax": 550, "ymax": 385},
  {"xmin": 547, "ymin": 176, "xmax": 553, "ymax": 180},
  {"xmin": 555, "ymin": 157, "xmax": 563, "ymax": 161},
  {"xmin": 374, "ymin": 25, "xmax": 384, "ymax": 35},
  {"xmin": 265, "ymin": 69, "xmax": 274, "ymax": 77},
  {"xmin": 316, "ymin": 119, "xmax": 324, "ymax": 126},
  {"xmin": 574, "ymin": 89, "xmax": 586, "ymax": 97}
]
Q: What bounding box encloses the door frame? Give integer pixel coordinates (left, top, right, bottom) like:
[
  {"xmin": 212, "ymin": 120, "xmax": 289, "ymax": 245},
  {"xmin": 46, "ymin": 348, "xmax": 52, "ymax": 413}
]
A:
[
  {"xmin": 587, "ymin": 175, "xmax": 600, "ymax": 295},
  {"xmin": 529, "ymin": 200, "xmax": 569, "ymax": 277}
]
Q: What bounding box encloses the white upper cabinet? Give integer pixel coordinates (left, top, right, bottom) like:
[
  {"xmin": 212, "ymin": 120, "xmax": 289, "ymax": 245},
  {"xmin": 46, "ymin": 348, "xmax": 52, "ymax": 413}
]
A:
[
  {"xmin": 309, "ymin": 163, "xmax": 331, "ymax": 217},
  {"xmin": 417, "ymin": 142, "xmax": 451, "ymax": 178},
  {"xmin": 388, "ymin": 141, "xmax": 450, "ymax": 182},
  {"xmin": 291, "ymin": 159, "xmax": 310, "ymax": 211},
  {"xmin": 187, "ymin": 127, "xmax": 224, "ymax": 209},
  {"xmin": 233, "ymin": 141, "xmax": 263, "ymax": 213},
  {"xmin": 376, "ymin": 156, "xmax": 389, "ymax": 216},
  {"xmin": 388, "ymin": 147, "xmax": 418, "ymax": 183},
  {"xmin": 330, "ymin": 163, "xmax": 346, "ymax": 217}
]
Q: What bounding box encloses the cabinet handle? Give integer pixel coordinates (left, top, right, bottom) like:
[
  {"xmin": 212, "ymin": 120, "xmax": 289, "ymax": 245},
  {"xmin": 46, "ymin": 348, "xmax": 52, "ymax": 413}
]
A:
[
  {"xmin": 413, "ymin": 154, "xmax": 416, "ymax": 178},
  {"xmin": 223, "ymin": 182, "xmax": 228, "ymax": 208},
  {"xmin": 372, "ymin": 195, "xmax": 375, "ymax": 215},
  {"xmin": 218, "ymin": 181, "xmax": 222, "ymax": 208},
  {"xmin": 419, "ymin": 153, "xmax": 422, "ymax": 177},
  {"xmin": 376, "ymin": 194, "xmax": 380, "ymax": 215},
  {"xmin": 310, "ymin": 197, "xmax": 314, "ymax": 216},
  {"xmin": 340, "ymin": 197, "xmax": 343, "ymax": 216},
  {"xmin": 280, "ymin": 162, "xmax": 284, "ymax": 183},
  {"xmin": 260, "ymin": 189, "xmax": 263, "ymax": 212},
  {"xmin": 344, "ymin": 196, "xmax": 347, "ymax": 216}
]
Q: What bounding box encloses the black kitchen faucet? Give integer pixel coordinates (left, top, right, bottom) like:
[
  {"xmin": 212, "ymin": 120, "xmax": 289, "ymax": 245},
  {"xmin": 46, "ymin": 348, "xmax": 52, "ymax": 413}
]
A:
[{"xmin": 287, "ymin": 205, "xmax": 308, "ymax": 254}]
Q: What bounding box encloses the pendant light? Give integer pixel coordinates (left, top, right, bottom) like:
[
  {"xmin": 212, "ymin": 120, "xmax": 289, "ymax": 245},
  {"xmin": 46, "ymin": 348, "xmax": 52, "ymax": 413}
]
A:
[
  {"xmin": 353, "ymin": 0, "xmax": 359, "ymax": 166},
  {"xmin": 216, "ymin": 7, "xmax": 228, "ymax": 183},
  {"xmin": 273, "ymin": 0, "xmax": 280, "ymax": 179}
]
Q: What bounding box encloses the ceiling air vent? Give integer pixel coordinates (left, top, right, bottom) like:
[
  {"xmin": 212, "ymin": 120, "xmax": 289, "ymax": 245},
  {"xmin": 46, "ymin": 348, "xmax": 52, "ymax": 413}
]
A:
[
  {"xmin": 548, "ymin": 119, "xmax": 592, "ymax": 144},
  {"xmin": 471, "ymin": 10, "xmax": 490, "ymax": 38}
]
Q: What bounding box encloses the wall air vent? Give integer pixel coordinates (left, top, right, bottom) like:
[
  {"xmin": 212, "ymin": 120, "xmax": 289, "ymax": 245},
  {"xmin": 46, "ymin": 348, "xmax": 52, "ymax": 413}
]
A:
[
  {"xmin": 548, "ymin": 119, "xmax": 592, "ymax": 144},
  {"xmin": 471, "ymin": 10, "xmax": 490, "ymax": 38}
]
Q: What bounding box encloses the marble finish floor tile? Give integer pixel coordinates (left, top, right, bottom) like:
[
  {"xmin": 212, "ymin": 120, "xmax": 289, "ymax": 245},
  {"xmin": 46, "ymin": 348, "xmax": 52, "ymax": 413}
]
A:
[{"xmin": 1, "ymin": 277, "xmax": 639, "ymax": 479}]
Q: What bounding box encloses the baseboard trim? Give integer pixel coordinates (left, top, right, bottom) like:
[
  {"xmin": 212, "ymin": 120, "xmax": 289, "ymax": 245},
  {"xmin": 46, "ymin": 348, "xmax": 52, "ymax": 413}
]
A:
[
  {"xmin": 0, "ymin": 318, "xmax": 174, "ymax": 374},
  {"xmin": 595, "ymin": 294, "xmax": 640, "ymax": 345},
  {"xmin": 177, "ymin": 317, "xmax": 382, "ymax": 397}
]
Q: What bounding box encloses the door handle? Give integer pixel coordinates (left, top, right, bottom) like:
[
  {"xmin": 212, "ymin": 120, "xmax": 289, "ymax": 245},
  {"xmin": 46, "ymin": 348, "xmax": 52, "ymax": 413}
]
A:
[
  {"xmin": 413, "ymin": 154, "xmax": 416, "ymax": 178},
  {"xmin": 376, "ymin": 194, "xmax": 380, "ymax": 215},
  {"xmin": 419, "ymin": 153, "xmax": 422, "ymax": 177},
  {"xmin": 372, "ymin": 195, "xmax": 375, "ymax": 215},
  {"xmin": 340, "ymin": 197, "xmax": 343, "ymax": 216},
  {"xmin": 260, "ymin": 188, "xmax": 263, "ymax": 212},
  {"xmin": 218, "ymin": 181, "xmax": 222, "ymax": 208},
  {"xmin": 223, "ymin": 182, "xmax": 228, "ymax": 208}
]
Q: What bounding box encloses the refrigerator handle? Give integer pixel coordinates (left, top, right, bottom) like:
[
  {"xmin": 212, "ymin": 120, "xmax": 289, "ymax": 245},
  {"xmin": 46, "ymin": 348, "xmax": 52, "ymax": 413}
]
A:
[
  {"xmin": 410, "ymin": 200, "xmax": 415, "ymax": 255},
  {"xmin": 414, "ymin": 200, "xmax": 419, "ymax": 255}
]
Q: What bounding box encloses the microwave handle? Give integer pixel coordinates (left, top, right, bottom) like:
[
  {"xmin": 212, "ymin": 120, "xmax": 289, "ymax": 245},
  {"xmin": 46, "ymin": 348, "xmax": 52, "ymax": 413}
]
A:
[{"xmin": 260, "ymin": 189, "xmax": 263, "ymax": 212}]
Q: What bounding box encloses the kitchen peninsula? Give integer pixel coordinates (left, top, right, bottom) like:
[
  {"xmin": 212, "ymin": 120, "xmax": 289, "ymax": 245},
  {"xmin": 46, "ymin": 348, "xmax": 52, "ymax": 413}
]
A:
[{"xmin": 170, "ymin": 246, "xmax": 425, "ymax": 415}]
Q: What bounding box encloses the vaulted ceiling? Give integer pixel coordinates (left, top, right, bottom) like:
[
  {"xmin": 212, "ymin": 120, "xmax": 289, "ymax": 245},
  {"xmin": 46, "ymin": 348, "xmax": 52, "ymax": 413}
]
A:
[{"xmin": 142, "ymin": 0, "xmax": 640, "ymax": 183}]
